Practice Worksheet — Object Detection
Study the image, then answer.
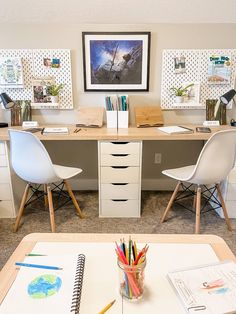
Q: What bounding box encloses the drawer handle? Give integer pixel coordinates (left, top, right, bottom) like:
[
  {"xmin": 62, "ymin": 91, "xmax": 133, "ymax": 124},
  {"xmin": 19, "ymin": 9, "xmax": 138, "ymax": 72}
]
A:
[
  {"xmin": 111, "ymin": 166, "xmax": 128, "ymax": 169},
  {"xmin": 111, "ymin": 154, "xmax": 129, "ymax": 157},
  {"xmin": 111, "ymin": 199, "xmax": 128, "ymax": 202},
  {"xmin": 111, "ymin": 142, "xmax": 129, "ymax": 145},
  {"xmin": 111, "ymin": 183, "xmax": 128, "ymax": 185}
]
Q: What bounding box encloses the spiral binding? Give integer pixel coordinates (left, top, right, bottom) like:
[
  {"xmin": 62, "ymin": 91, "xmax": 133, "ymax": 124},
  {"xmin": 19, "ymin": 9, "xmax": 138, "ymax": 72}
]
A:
[{"xmin": 70, "ymin": 254, "xmax": 86, "ymax": 313}]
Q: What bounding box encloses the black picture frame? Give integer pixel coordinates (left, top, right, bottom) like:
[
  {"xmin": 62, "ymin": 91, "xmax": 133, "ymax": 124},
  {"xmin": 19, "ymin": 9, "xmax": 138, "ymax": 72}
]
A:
[{"xmin": 82, "ymin": 32, "xmax": 151, "ymax": 92}]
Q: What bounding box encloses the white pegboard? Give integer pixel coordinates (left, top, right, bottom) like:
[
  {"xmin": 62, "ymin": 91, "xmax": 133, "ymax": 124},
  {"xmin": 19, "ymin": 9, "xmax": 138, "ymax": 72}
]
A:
[
  {"xmin": 161, "ymin": 49, "xmax": 236, "ymax": 110},
  {"xmin": 0, "ymin": 49, "xmax": 73, "ymax": 110}
]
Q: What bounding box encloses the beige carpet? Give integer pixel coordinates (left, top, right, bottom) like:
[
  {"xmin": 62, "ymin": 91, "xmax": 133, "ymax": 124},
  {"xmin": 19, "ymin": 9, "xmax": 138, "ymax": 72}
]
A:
[{"xmin": 0, "ymin": 191, "xmax": 235, "ymax": 269}]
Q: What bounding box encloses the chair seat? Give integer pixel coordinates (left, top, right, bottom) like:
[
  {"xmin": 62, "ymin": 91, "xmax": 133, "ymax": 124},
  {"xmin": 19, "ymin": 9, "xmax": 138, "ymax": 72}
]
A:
[
  {"xmin": 53, "ymin": 164, "xmax": 82, "ymax": 180},
  {"xmin": 162, "ymin": 165, "xmax": 195, "ymax": 182}
]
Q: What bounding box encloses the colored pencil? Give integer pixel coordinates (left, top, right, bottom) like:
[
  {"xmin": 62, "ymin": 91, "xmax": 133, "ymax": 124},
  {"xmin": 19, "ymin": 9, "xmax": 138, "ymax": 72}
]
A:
[
  {"xmin": 15, "ymin": 262, "xmax": 62, "ymax": 270},
  {"xmin": 99, "ymin": 299, "xmax": 116, "ymax": 314}
]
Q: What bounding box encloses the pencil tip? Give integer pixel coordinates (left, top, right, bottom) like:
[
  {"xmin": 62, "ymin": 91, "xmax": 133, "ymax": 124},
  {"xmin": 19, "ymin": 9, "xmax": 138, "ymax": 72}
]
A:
[{"xmin": 111, "ymin": 299, "xmax": 116, "ymax": 305}]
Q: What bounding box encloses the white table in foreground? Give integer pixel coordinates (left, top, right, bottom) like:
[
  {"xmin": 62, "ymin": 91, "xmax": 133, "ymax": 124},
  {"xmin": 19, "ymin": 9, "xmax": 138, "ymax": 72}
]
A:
[{"xmin": 0, "ymin": 233, "xmax": 235, "ymax": 307}]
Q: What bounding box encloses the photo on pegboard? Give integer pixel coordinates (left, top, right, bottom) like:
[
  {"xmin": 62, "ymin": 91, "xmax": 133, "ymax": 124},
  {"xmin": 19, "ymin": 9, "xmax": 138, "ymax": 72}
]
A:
[
  {"xmin": 31, "ymin": 76, "xmax": 55, "ymax": 106},
  {"xmin": 207, "ymin": 54, "xmax": 232, "ymax": 85},
  {"xmin": 174, "ymin": 55, "xmax": 186, "ymax": 74},
  {"xmin": 0, "ymin": 57, "xmax": 24, "ymax": 88},
  {"xmin": 51, "ymin": 58, "xmax": 60, "ymax": 68},
  {"xmin": 43, "ymin": 58, "xmax": 52, "ymax": 67}
]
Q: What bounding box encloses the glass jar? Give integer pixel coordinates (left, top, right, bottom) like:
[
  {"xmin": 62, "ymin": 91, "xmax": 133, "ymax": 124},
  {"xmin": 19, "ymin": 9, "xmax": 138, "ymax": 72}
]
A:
[
  {"xmin": 117, "ymin": 258, "xmax": 146, "ymax": 300},
  {"xmin": 206, "ymin": 99, "xmax": 217, "ymax": 121},
  {"xmin": 11, "ymin": 100, "xmax": 32, "ymax": 126},
  {"xmin": 11, "ymin": 102, "xmax": 22, "ymax": 126}
]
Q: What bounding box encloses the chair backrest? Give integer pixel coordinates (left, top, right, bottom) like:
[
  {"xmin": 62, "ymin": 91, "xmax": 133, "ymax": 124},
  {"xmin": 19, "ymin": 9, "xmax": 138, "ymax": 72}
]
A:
[
  {"xmin": 9, "ymin": 129, "xmax": 59, "ymax": 184},
  {"xmin": 190, "ymin": 129, "xmax": 236, "ymax": 185}
]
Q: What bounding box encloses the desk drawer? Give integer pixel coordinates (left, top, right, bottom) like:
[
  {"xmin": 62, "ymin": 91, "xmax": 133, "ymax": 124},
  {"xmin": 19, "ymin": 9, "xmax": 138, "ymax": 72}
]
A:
[
  {"xmin": 228, "ymin": 168, "xmax": 236, "ymax": 183},
  {"xmin": 0, "ymin": 142, "xmax": 6, "ymax": 155},
  {"xmin": 0, "ymin": 184, "xmax": 12, "ymax": 200},
  {"xmin": 100, "ymin": 166, "xmax": 140, "ymax": 183},
  {"xmin": 0, "ymin": 200, "xmax": 14, "ymax": 218},
  {"xmin": 0, "ymin": 167, "xmax": 10, "ymax": 183},
  {"xmin": 100, "ymin": 154, "xmax": 140, "ymax": 166},
  {"xmin": 225, "ymin": 183, "xmax": 236, "ymax": 200},
  {"xmin": 100, "ymin": 142, "xmax": 140, "ymax": 155},
  {"xmin": 100, "ymin": 199, "xmax": 140, "ymax": 217},
  {"xmin": 0, "ymin": 155, "xmax": 7, "ymax": 167},
  {"xmin": 100, "ymin": 183, "xmax": 139, "ymax": 199}
]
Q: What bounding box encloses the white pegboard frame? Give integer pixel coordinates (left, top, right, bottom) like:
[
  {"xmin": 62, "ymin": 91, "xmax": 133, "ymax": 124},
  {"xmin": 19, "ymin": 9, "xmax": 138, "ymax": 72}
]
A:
[
  {"xmin": 0, "ymin": 49, "xmax": 33, "ymax": 103},
  {"xmin": 33, "ymin": 49, "xmax": 73, "ymax": 109},
  {"xmin": 161, "ymin": 49, "xmax": 236, "ymax": 110},
  {"xmin": 0, "ymin": 49, "xmax": 73, "ymax": 110}
]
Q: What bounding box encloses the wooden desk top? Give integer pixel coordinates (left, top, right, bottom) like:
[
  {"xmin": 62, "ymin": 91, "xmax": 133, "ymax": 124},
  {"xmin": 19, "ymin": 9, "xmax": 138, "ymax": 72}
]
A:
[
  {"xmin": 0, "ymin": 125, "xmax": 118, "ymax": 141},
  {"xmin": 0, "ymin": 125, "xmax": 233, "ymax": 141},
  {"xmin": 118, "ymin": 125, "xmax": 234, "ymax": 140},
  {"xmin": 0, "ymin": 233, "xmax": 235, "ymax": 304}
]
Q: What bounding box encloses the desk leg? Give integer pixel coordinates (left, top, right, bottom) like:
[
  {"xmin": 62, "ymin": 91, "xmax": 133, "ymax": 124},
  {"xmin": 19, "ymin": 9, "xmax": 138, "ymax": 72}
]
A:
[{"xmin": 161, "ymin": 181, "xmax": 181, "ymax": 223}]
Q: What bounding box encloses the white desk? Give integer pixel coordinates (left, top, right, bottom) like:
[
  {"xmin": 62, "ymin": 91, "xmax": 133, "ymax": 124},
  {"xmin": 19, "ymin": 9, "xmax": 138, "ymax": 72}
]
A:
[
  {"xmin": 0, "ymin": 233, "xmax": 235, "ymax": 313},
  {"xmin": 0, "ymin": 125, "xmax": 234, "ymax": 218}
]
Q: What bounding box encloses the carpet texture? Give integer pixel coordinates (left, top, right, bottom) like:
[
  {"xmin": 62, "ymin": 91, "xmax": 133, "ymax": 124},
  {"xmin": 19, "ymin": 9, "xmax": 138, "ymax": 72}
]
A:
[{"xmin": 0, "ymin": 191, "xmax": 235, "ymax": 269}]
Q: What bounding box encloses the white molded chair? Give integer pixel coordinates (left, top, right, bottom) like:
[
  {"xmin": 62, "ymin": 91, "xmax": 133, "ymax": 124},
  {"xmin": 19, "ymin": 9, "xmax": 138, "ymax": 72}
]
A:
[
  {"xmin": 9, "ymin": 129, "xmax": 84, "ymax": 232},
  {"xmin": 161, "ymin": 129, "xmax": 236, "ymax": 233}
]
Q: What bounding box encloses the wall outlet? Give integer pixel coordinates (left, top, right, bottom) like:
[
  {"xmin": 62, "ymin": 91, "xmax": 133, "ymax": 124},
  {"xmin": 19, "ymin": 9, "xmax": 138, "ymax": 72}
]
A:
[{"xmin": 154, "ymin": 153, "xmax": 162, "ymax": 164}]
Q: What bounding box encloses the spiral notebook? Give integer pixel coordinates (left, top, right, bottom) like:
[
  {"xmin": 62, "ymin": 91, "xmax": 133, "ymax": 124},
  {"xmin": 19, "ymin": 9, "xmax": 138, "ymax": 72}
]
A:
[{"xmin": 0, "ymin": 254, "xmax": 85, "ymax": 314}]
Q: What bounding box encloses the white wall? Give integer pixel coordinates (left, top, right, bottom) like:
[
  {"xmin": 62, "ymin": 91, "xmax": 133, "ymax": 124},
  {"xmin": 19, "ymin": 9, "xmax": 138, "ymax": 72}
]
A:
[{"xmin": 1, "ymin": 23, "xmax": 236, "ymax": 189}]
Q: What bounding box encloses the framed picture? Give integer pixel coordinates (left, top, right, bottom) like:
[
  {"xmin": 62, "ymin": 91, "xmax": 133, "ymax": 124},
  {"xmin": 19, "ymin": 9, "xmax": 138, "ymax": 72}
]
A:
[
  {"xmin": 31, "ymin": 77, "xmax": 57, "ymax": 107},
  {"xmin": 82, "ymin": 32, "xmax": 151, "ymax": 91},
  {"xmin": 207, "ymin": 54, "xmax": 232, "ymax": 85}
]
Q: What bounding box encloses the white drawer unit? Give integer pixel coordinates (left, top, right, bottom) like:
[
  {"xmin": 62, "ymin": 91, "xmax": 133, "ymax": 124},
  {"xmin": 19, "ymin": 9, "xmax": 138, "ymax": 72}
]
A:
[
  {"xmin": 0, "ymin": 141, "xmax": 16, "ymax": 218},
  {"xmin": 99, "ymin": 141, "xmax": 142, "ymax": 218},
  {"xmin": 0, "ymin": 142, "xmax": 6, "ymax": 155},
  {"xmin": 215, "ymin": 166, "xmax": 236, "ymax": 218}
]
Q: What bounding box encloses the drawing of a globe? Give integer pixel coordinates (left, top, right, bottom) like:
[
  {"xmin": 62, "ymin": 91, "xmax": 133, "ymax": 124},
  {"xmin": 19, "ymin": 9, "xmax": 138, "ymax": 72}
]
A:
[{"xmin": 28, "ymin": 274, "xmax": 62, "ymax": 299}]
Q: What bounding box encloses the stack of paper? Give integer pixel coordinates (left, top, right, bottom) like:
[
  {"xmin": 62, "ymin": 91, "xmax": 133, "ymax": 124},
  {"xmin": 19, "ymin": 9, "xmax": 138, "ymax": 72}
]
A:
[{"xmin": 157, "ymin": 126, "xmax": 194, "ymax": 134}]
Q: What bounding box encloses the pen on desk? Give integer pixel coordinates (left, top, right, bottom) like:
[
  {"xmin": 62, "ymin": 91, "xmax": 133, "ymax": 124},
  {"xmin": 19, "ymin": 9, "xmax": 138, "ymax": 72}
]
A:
[
  {"xmin": 98, "ymin": 299, "xmax": 116, "ymax": 314},
  {"xmin": 15, "ymin": 262, "xmax": 62, "ymax": 270},
  {"xmin": 74, "ymin": 128, "xmax": 81, "ymax": 133},
  {"xmin": 41, "ymin": 128, "xmax": 45, "ymax": 135}
]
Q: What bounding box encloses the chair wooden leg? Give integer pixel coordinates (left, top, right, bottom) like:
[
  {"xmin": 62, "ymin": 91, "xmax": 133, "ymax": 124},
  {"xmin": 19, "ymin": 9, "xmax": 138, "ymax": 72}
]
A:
[
  {"xmin": 47, "ymin": 185, "xmax": 56, "ymax": 232},
  {"xmin": 14, "ymin": 183, "xmax": 30, "ymax": 232},
  {"xmin": 64, "ymin": 180, "xmax": 85, "ymax": 218},
  {"xmin": 161, "ymin": 181, "xmax": 181, "ymax": 223},
  {"xmin": 193, "ymin": 186, "xmax": 197, "ymax": 210},
  {"xmin": 195, "ymin": 186, "xmax": 201, "ymax": 234},
  {"xmin": 216, "ymin": 183, "xmax": 232, "ymax": 231},
  {"xmin": 43, "ymin": 184, "xmax": 48, "ymax": 209}
]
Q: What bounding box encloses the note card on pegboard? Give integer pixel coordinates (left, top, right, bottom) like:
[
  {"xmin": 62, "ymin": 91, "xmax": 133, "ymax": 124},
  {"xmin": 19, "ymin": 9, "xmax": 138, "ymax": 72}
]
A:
[
  {"xmin": 0, "ymin": 49, "xmax": 73, "ymax": 109},
  {"xmin": 161, "ymin": 49, "xmax": 236, "ymax": 110}
]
